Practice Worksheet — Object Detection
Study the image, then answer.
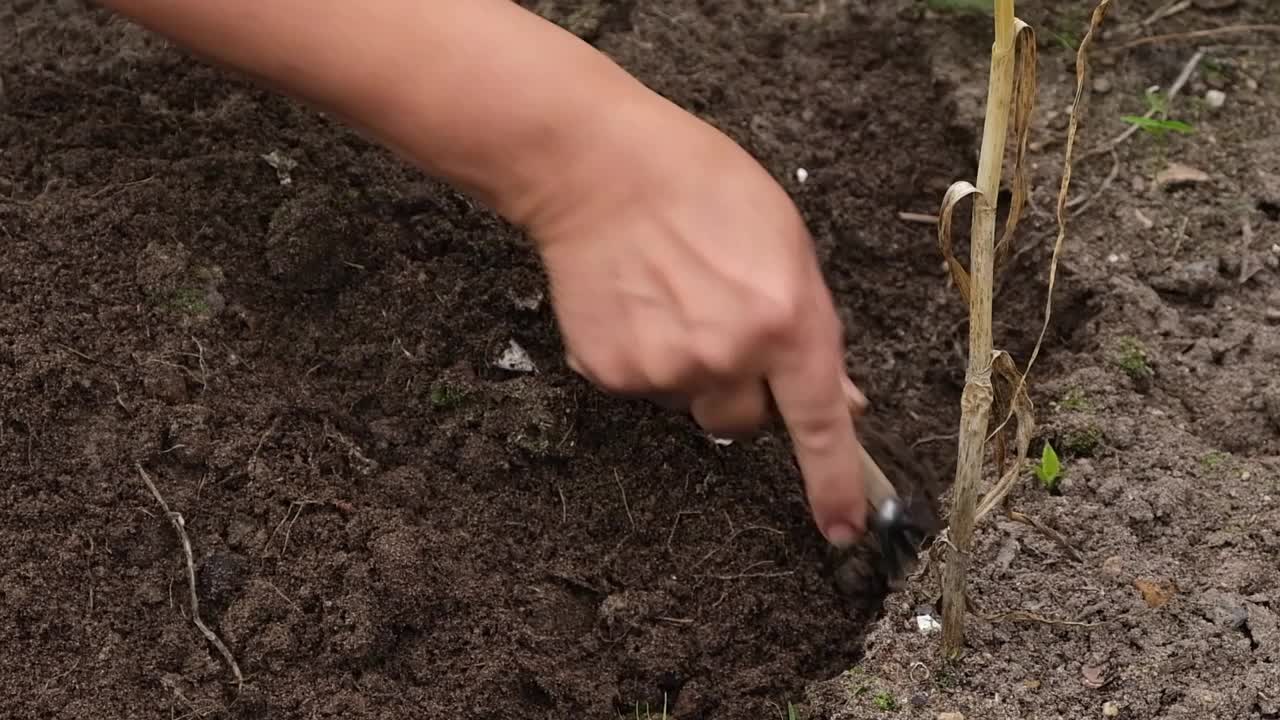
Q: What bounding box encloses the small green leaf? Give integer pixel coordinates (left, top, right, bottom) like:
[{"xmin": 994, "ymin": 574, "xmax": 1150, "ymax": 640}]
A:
[
  {"xmin": 1036, "ymin": 442, "xmax": 1061, "ymax": 489},
  {"xmin": 1120, "ymin": 115, "xmax": 1196, "ymax": 135}
]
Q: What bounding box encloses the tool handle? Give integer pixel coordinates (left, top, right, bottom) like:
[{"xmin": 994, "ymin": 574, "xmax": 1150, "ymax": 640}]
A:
[{"xmin": 858, "ymin": 442, "xmax": 900, "ymax": 511}]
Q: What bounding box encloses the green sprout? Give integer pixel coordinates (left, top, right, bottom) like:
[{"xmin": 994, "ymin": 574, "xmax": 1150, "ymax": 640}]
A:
[
  {"xmin": 1062, "ymin": 425, "xmax": 1103, "ymax": 457},
  {"xmin": 1121, "ymin": 88, "xmax": 1195, "ymax": 137},
  {"xmin": 1113, "ymin": 337, "xmax": 1153, "ymax": 381},
  {"xmin": 1201, "ymin": 450, "xmax": 1229, "ymax": 470},
  {"xmin": 1036, "ymin": 442, "xmax": 1061, "ymax": 491},
  {"xmin": 872, "ymin": 691, "xmax": 898, "ymax": 712},
  {"xmin": 1059, "ymin": 387, "xmax": 1090, "ymax": 411}
]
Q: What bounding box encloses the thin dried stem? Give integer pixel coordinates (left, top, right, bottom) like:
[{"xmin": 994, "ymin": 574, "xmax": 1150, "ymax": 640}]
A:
[
  {"xmin": 136, "ymin": 463, "xmax": 243, "ymax": 690},
  {"xmin": 940, "ymin": 0, "xmax": 1019, "ymax": 659}
]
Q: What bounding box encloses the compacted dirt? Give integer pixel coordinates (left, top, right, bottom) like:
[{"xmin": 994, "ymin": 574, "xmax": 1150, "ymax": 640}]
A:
[{"xmin": 3, "ymin": 0, "xmax": 1277, "ymax": 718}]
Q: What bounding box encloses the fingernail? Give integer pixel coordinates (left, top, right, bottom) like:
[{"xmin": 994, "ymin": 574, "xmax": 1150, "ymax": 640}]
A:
[{"xmin": 823, "ymin": 522, "xmax": 859, "ymax": 549}]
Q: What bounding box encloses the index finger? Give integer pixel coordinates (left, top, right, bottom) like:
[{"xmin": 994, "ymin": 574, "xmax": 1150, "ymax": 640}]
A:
[{"xmin": 766, "ymin": 298, "xmax": 867, "ymax": 548}]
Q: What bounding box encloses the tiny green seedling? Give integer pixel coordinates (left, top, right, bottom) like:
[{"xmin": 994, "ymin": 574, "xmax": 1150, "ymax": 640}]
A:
[
  {"xmin": 872, "ymin": 691, "xmax": 898, "ymax": 712},
  {"xmin": 1062, "ymin": 425, "xmax": 1103, "ymax": 457},
  {"xmin": 1113, "ymin": 337, "xmax": 1153, "ymax": 381},
  {"xmin": 1036, "ymin": 442, "xmax": 1061, "ymax": 491},
  {"xmin": 1201, "ymin": 450, "xmax": 1229, "ymax": 470},
  {"xmin": 1121, "ymin": 88, "xmax": 1195, "ymax": 138},
  {"xmin": 787, "ymin": 702, "xmax": 799, "ymax": 720},
  {"xmin": 1059, "ymin": 387, "xmax": 1090, "ymax": 411}
]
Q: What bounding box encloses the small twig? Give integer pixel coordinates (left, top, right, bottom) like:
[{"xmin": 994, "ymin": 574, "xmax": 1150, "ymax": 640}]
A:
[
  {"xmin": 1008, "ymin": 509, "xmax": 1084, "ymax": 562},
  {"xmin": 246, "ymin": 416, "xmax": 280, "ymax": 475},
  {"xmin": 265, "ymin": 581, "xmax": 301, "ymax": 612},
  {"xmin": 1139, "ymin": 0, "xmax": 1190, "ymax": 27},
  {"xmin": 183, "ymin": 337, "xmax": 209, "ymax": 392},
  {"xmin": 88, "ymin": 174, "xmax": 155, "ymax": 199},
  {"xmin": 911, "ymin": 432, "xmax": 958, "ymax": 448},
  {"xmin": 898, "ymin": 211, "xmax": 940, "ymax": 225},
  {"xmin": 690, "ymin": 524, "xmax": 785, "ymax": 570},
  {"xmin": 136, "ymin": 463, "xmax": 243, "ymax": 690},
  {"xmin": 264, "ymin": 500, "xmax": 321, "ymax": 559},
  {"xmin": 39, "ymin": 660, "xmax": 82, "ymax": 695},
  {"xmin": 985, "ymin": 609, "xmax": 1105, "ymax": 628},
  {"xmin": 701, "ymin": 570, "xmax": 796, "ymax": 581},
  {"xmin": 1066, "ymin": 149, "xmax": 1122, "ymax": 218},
  {"xmin": 112, "ymin": 380, "xmax": 134, "ymax": 416},
  {"xmin": 1112, "ymin": 24, "xmax": 1280, "ymax": 50},
  {"xmin": 557, "ymin": 485, "xmax": 568, "ymax": 524},
  {"xmin": 55, "ymin": 342, "xmax": 124, "ymax": 369},
  {"xmin": 613, "ymin": 469, "xmax": 635, "ymax": 530},
  {"xmin": 664, "ymin": 510, "xmax": 702, "ymax": 554}
]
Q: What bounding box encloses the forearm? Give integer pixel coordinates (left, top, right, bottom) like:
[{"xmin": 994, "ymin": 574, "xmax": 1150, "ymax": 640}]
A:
[{"xmin": 97, "ymin": 0, "xmax": 648, "ymax": 223}]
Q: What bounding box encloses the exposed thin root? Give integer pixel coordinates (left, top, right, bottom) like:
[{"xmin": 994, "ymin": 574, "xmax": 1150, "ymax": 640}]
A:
[
  {"xmin": 136, "ymin": 463, "xmax": 243, "ymax": 691},
  {"xmin": 1008, "ymin": 509, "xmax": 1084, "ymax": 563},
  {"xmin": 613, "ymin": 469, "xmax": 636, "ymax": 530},
  {"xmin": 1113, "ymin": 24, "xmax": 1280, "ymax": 50},
  {"xmin": 985, "ymin": 609, "xmax": 1105, "ymax": 628}
]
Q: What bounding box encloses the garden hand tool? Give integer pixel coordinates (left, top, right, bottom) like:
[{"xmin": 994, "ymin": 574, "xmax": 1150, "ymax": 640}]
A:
[{"xmin": 856, "ymin": 440, "xmax": 930, "ymax": 581}]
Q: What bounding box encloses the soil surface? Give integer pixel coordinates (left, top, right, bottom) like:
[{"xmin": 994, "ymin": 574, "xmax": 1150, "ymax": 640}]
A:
[{"xmin": 1, "ymin": 0, "xmax": 1276, "ymax": 719}]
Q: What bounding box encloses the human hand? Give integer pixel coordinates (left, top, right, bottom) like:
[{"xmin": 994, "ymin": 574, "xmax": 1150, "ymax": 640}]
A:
[{"xmin": 524, "ymin": 93, "xmax": 870, "ymax": 547}]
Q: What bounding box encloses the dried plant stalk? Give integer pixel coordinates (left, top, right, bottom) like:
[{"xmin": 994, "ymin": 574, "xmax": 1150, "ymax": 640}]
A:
[
  {"xmin": 976, "ymin": 0, "xmax": 1115, "ymax": 522},
  {"xmin": 938, "ymin": 0, "xmax": 1019, "ymax": 659},
  {"xmin": 935, "ymin": 0, "xmax": 1113, "ymax": 657}
]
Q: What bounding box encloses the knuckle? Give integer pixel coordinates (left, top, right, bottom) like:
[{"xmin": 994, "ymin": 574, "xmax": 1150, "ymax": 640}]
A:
[
  {"xmin": 693, "ymin": 338, "xmax": 742, "ymax": 378},
  {"xmin": 641, "ymin": 345, "xmax": 697, "ymax": 391},
  {"xmin": 787, "ymin": 413, "xmax": 843, "ymax": 455},
  {"xmin": 750, "ymin": 289, "xmax": 807, "ymax": 343},
  {"xmin": 577, "ymin": 348, "xmax": 640, "ymax": 395}
]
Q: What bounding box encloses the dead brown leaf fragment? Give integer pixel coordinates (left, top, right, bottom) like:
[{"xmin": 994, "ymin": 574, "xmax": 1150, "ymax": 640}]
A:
[
  {"xmin": 1135, "ymin": 578, "xmax": 1176, "ymax": 607},
  {"xmin": 1156, "ymin": 162, "xmax": 1211, "ymax": 189}
]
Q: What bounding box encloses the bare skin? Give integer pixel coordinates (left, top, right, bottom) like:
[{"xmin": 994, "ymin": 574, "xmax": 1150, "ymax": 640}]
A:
[{"xmin": 97, "ymin": 0, "xmax": 871, "ymax": 547}]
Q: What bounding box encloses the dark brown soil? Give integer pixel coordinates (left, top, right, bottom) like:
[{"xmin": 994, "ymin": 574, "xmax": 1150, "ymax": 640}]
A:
[{"xmin": 0, "ymin": 1, "xmax": 975, "ymax": 718}]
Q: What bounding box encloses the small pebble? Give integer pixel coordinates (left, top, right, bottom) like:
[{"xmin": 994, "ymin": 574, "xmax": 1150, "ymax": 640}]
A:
[
  {"xmin": 1102, "ymin": 555, "xmax": 1125, "ymax": 577},
  {"xmin": 1093, "ymin": 76, "xmax": 1113, "ymax": 94},
  {"xmin": 1103, "ymin": 701, "xmax": 1121, "ymax": 717},
  {"xmin": 1205, "ymin": 89, "xmax": 1226, "ymax": 109},
  {"xmin": 796, "ymin": 167, "xmax": 809, "ymax": 183},
  {"xmin": 938, "ymin": 713, "xmax": 965, "ymax": 720}
]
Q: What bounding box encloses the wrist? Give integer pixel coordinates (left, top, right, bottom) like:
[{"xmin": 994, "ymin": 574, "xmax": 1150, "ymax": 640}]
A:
[{"xmin": 355, "ymin": 3, "xmax": 656, "ymax": 229}]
